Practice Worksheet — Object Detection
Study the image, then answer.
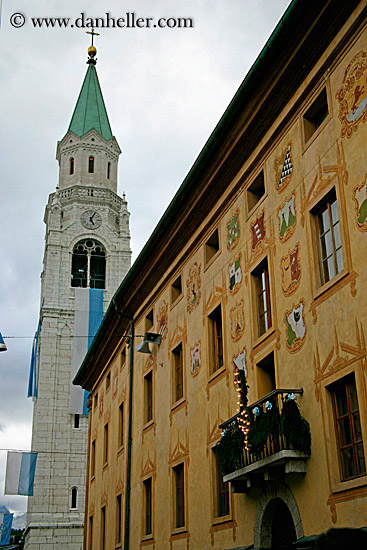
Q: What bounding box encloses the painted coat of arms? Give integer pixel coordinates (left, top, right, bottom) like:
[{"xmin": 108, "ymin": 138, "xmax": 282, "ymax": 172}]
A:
[
  {"xmin": 251, "ymin": 211, "xmax": 266, "ymax": 252},
  {"xmin": 353, "ymin": 176, "xmax": 367, "ymax": 232},
  {"xmin": 278, "ymin": 193, "xmax": 297, "ymax": 242},
  {"xmin": 228, "ymin": 254, "xmax": 242, "ymax": 294},
  {"xmin": 275, "ymin": 143, "xmax": 293, "ymax": 193},
  {"xmin": 112, "ymin": 369, "xmax": 118, "ymax": 399},
  {"xmin": 232, "ymin": 348, "xmax": 247, "ymax": 389},
  {"xmin": 157, "ymin": 300, "xmax": 168, "ymax": 341},
  {"xmin": 186, "ymin": 262, "xmax": 201, "ymax": 313},
  {"xmin": 230, "ymin": 300, "xmax": 245, "ymax": 342},
  {"xmin": 190, "ymin": 342, "xmax": 201, "ymax": 376},
  {"xmin": 336, "ymin": 51, "xmax": 367, "ymax": 138},
  {"xmin": 227, "ymin": 209, "xmax": 240, "ymax": 250},
  {"xmin": 285, "ymin": 300, "xmax": 306, "ymax": 353},
  {"xmin": 280, "ymin": 243, "xmax": 301, "ymax": 297}
]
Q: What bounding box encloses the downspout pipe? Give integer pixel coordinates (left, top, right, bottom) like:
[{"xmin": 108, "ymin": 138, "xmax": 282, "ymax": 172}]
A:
[{"xmin": 124, "ymin": 317, "xmax": 134, "ymax": 550}]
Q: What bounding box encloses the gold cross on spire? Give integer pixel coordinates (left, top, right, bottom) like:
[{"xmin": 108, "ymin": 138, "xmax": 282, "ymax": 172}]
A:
[{"xmin": 86, "ymin": 28, "xmax": 100, "ymax": 47}]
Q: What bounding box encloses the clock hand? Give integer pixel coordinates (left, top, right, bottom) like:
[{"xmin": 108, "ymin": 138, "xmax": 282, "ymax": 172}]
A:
[{"xmin": 89, "ymin": 212, "xmax": 96, "ymax": 225}]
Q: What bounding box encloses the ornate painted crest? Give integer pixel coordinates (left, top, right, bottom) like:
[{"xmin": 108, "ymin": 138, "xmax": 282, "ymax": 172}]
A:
[
  {"xmin": 275, "ymin": 143, "xmax": 293, "ymax": 193},
  {"xmin": 353, "ymin": 175, "xmax": 367, "ymax": 232},
  {"xmin": 285, "ymin": 300, "xmax": 306, "ymax": 353},
  {"xmin": 230, "ymin": 299, "xmax": 245, "ymax": 342},
  {"xmin": 232, "ymin": 347, "xmax": 247, "ymax": 389},
  {"xmin": 112, "ymin": 369, "xmax": 118, "ymax": 399},
  {"xmin": 228, "ymin": 254, "xmax": 242, "ymax": 294},
  {"xmin": 227, "ymin": 209, "xmax": 240, "ymax": 250},
  {"xmin": 336, "ymin": 50, "xmax": 367, "ymax": 138},
  {"xmin": 251, "ymin": 210, "xmax": 266, "ymax": 252},
  {"xmin": 157, "ymin": 300, "xmax": 168, "ymax": 341},
  {"xmin": 280, "ymin": 243, "xmax": 301, "ymax": 297},
  {"xmin": 99, "ymin": 392, "xmax": 104, "ymax": 417},
  {"xmin": 278, "ymin": 193, "xmax": 297, "ymax": 242},
  {"xmin": 190, "ymin": 341, "xmax": 201, "ymax": 377},
  {"xmin": 186, "ymin": 262, "xmax": 201, "ymax": 313}
]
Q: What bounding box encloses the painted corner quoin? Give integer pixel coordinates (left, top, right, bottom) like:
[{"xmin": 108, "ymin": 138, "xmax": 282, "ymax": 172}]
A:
[{"xmin": 336, "ymin": 50, "xmax": 367, "ymax": 138}]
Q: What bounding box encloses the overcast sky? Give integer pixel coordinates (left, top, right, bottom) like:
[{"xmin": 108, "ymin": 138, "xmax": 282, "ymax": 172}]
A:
[{"xmin": 0, "ymin": 0, "xmax": 291, "ymax": 514}]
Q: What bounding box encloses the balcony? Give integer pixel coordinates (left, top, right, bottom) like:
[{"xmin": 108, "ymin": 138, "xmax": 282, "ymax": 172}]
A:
[{"xmin": 217, "ymin": 389, "xmax": 310, "ymax": 493}]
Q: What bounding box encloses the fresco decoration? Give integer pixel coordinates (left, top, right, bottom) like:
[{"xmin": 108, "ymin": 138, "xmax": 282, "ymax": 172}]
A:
[
  {"xmin": 300, "ymin": 142, "xmax": 348, "ymax": 225},
  {"xmin": 230, "ymin": 299, "xmax": 245, "ymax": 342},
  {"xmin": 275, "ymin": 143, "xmax": 293, "ymax": 193},
  {"xmin": 285, "ymin": 300, "xmax": 306, "ymax": 353},
  {"xmin": 313, "ymin": 322, "xmax": 366, "ymax": 402},
  {"xmin": 157, "ymin": 300, "xmax": 168, "ymax": 341},
  {"xmin": 227, "ymin": 208, "xmax": 240, "ymax": 250},
  {"xmin": 251, "ymin": 210, "xmax": 266, "ymax": 252},
  {"xmin": 112, "ymin": 369, "xmax": 118, "ymax": 399},
  {"xmin": 336, "ymin": 50, "xmax": 367, "ymax": 138},
  {"xmin": 278, "ymin": 193, "xmax": 297, "ymax": 242},
  {"xmin": 190, "ymin": 341, "xmax": 201, "ymax": 377},
  {"xmin": 99, "ymin": 392, "xmax": 104, "ymax": 417},
  {"xmin": 186, "ymin": 262, "xmax": 201, "ymax": 313},
  {"xmin": 280, "ymin": 243, "xmax": 301, "ymax": 297},
  {"xmin": 353, "ymin": 175, "xmax": 367, "ymax": 232},
  {"xmin": 232, "ymin": 348, "xmax": 247, "ymax": 389},
  {"xmin": 228, "ymin": 254, "xmax": 242, "ymax": 294}
]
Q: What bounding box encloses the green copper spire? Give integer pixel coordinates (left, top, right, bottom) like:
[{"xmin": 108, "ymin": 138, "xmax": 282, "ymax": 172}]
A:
[{"xmin": 68, "ymin": 61, "xmax": 113, "ymax": 141}]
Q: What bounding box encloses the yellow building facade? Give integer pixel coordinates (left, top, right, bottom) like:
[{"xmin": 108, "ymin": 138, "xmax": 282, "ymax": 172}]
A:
[{"xmin": 75, "ymin": 1, "xmax": 367, "ymax": 548}]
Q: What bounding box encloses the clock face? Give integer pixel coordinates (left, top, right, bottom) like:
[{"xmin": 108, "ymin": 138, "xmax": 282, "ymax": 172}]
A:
[{"xmin": 81, "ymin": 210, "xmax": 102, "ymax": 230}]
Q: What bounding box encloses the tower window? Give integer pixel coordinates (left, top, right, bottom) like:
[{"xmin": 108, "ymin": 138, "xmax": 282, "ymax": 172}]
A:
[
  {"xmin": 70, "ymin": 158, "xmax": 74, "ymax": 175},
  {"xmin": 71, "ymin": 487, "xmax": 78, "ymax": 509},
  {"xmin": 71, "ymin": 239, "xmax": 106, "ymax": 289},
  {"xmin": 88, "ymin": 156, "xmax": 95, "ymax": 173},
  {"xmin": 107, "ymin": 162, "xmax": 111, "ymax": 179}
]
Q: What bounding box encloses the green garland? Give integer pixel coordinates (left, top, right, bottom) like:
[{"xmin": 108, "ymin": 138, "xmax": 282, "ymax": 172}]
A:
[
  {"xmin": 214, "ymin": 374, "xmax": 311, "ymax": 476},
  {"xmin": 247, "ymin": 402, "xmax": 280, "ymax": 459},
  {"xmin": 247, "ymin": 397, "xmax": 311, "ymax": 458},
  {"xmin": 280, "ymin": 399, "xmax": 311, "ymax": 455},
  {"xmin": 213, "ymin": 420, "xmax": 245, "ymax": 476}
]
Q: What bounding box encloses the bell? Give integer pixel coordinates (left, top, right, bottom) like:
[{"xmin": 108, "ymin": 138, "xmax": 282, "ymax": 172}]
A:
[
  {"xmin": 135, "ymin": 341, "xmax": 151, "ymax": 354},
  {"xmin": 0, "ymin": 333, "xmax": 7, "ymax": 352}
]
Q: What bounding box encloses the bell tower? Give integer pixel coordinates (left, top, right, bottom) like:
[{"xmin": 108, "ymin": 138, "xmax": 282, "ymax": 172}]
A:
[{"xmin": 24, "ymin": 42, "xmax": 131, "ymax": 550}]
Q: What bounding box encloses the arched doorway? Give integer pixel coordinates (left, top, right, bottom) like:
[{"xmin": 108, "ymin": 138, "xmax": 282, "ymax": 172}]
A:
[
  {"xmin": 254, "ymin": 482, "xmax": 303, "ymax": 549},
  {"xmin": 271, "ymin": 498, "xmax": 297, "ymax": 548},
  {"xmin": 258, "ymin": 497, "xmax": 297, "ymax": 549}
]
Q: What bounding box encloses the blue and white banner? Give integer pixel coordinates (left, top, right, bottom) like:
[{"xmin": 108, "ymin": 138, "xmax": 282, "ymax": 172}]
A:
[
  {"xmin": 0, "ymin": 511, "xmax": 13, "ymax": 545},
  {"xmin": 4, "ymin": 451, "xmax": 38, "ymax": 496},
  {"xmin": 27, "ymin": 300, "xmax": 43, "ymax": 398},
  {"xmin": 69, "ymin": 288, "xmax": 104, "ymax": 414}
]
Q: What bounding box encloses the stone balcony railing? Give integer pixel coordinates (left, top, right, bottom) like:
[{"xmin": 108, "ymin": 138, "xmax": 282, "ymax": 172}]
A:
[
  {"xmin": 57, "ymin": 186, "xmax": 125, "ymax": 208},
  {"xmin": 219, "ymin": 389, "xmax": 310, "ymax": 493}
]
